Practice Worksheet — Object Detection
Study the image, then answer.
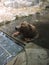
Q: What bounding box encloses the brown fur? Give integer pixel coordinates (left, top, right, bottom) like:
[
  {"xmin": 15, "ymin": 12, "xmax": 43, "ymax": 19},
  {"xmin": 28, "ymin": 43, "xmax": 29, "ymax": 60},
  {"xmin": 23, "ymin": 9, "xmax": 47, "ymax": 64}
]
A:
[{"xmin": 14, "ymin": 21, "xmax": 37, "ymax": 39}]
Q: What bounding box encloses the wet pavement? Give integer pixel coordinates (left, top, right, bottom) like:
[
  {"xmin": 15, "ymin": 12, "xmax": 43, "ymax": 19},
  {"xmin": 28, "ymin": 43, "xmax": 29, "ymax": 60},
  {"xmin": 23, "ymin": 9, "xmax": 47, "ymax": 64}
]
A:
[{"xmin": 0, "ymin": 9, "xmax": 49, "ymax": 65}]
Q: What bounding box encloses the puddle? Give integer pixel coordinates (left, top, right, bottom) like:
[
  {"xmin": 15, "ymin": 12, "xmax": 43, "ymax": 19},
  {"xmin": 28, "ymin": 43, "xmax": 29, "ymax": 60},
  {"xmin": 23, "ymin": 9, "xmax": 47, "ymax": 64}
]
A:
[{"xmin": 0, "ymin": 31, "xmax": 23, "ymax": 65}]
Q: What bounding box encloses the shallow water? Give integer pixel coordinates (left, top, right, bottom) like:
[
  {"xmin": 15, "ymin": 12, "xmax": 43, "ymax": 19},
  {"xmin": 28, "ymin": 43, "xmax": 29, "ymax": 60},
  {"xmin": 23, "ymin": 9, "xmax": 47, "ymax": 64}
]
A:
[{"xmin": 0, "ymin": 31, "xmax": 23, "ymax": 65}]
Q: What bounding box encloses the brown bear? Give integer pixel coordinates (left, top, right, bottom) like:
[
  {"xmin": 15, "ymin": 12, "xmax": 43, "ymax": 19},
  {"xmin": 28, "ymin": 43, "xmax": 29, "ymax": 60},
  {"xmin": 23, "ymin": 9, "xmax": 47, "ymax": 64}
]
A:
[{"xmin": 12, "ymin": 21, "xmax": 37, "ymax": 41}]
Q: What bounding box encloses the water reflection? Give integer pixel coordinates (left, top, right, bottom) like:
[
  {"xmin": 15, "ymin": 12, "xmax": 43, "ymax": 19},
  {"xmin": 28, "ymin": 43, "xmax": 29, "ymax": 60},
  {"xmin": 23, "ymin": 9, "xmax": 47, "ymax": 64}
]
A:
[{"xmin": 0, "ymin": 31, "xmax": 23, "ymax": 65}]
